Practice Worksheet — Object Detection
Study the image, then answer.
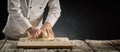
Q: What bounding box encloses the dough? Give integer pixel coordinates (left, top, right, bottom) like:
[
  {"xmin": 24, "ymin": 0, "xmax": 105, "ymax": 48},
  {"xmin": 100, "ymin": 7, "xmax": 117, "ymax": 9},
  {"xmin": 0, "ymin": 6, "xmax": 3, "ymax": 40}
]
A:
[
  {"xmin": 41, "ymin": 30, "xmax": 55, "ymax": 40},
  {"xmin": 27, "ymin": 30, "xmax": 55, "ymax": 41}
]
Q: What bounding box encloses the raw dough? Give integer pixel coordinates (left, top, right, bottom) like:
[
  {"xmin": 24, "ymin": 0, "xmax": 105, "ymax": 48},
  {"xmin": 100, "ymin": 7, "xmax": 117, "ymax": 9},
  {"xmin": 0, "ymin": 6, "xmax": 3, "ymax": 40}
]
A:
[{"xmin": 27, "ymin": 30, "xmax": 55, "ymax": 41}]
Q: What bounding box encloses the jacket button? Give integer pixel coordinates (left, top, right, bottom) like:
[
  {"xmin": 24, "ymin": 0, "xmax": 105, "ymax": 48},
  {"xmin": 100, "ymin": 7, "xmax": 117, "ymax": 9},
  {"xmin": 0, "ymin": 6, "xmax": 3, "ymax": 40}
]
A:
[
  {"xmin": 30, "ymin": 7, "xmax": 32, "ymax": 8},
  {"xmin": 40, "ymin": 7, "xmax": 42, "ymax": 9},
  {"xmin": 28, "ymin": 18, "xmax": 30, "ymax": 19}
]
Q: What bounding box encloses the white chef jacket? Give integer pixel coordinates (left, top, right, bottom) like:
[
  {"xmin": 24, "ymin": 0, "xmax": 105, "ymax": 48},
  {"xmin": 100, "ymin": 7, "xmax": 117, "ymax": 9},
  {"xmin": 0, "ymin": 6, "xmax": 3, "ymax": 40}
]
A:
[{"xmin": 2, "ymin": 0, "xmax": 61, "ymax": 39}]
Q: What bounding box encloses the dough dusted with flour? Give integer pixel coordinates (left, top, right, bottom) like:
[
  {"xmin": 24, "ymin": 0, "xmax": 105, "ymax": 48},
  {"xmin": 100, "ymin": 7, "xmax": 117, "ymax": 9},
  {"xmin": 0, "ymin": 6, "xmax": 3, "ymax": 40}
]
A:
[
  {"xmin": 41, "ymin": 30, "xmax": 55, "ymax": 41},
  {"xmin": 27, "ymin": 30, "xmax": 55, "ymax": 41}
]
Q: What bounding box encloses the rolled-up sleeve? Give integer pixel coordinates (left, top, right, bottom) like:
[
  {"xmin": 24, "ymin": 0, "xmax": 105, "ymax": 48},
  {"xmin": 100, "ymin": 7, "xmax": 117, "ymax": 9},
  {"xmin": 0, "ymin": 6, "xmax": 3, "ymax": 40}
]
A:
[
  {"xmin": 45, "ymin": 0, "xmax": 61, "ymax": 27},
  {"xmin": 8, "ymin": 0, "xmax": 32, "ymax": 34}
]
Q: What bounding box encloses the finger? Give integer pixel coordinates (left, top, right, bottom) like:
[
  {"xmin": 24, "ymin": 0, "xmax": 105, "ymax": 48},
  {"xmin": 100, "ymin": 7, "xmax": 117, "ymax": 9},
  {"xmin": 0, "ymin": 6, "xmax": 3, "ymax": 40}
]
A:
[
  {"xmin": 42, "ymin": 30, "xmax": 48, "ymax": 38},
  {"xmin": 34, "ymin": 32, "xmax": 39, "ymax": 39},
  {"xmin": 27, "ymin": 31, "xmax": 31, "ymax": 36},
  {"xmin": 37, "ymin": 31, "xmax": 40, "ymax": 37},
  {"xmin": 27, "ymin": 35, "xmax": 33, "ymax": 39},
  {"xmin": 44, "ymin": 30, "xmax": 48, "ymax": 37},
  {"xmin": 49, "ymin": 29, "xmax": 54, "ymax": 35},
  {"xmin": 27, "ymin": 32, "xmax": 35, "ymax": 39},
  {"xmin": 38, "ymin": 30, "xmax": 42, "ymax": 37},
  {"xmin": 49, "ymin": 29, "xmax": 55, "ymax": 38},
  {"xmin": 46, "ymin": 29, "xmax": 51, "ymax": 36},
  {"xmin": 41, "ymin": 30, "xmax": 44, "ymax": 38},
  {"xmin": 36, "ymin": 32, "xmax": 39, "ymax": 38},
  {"xmin": 47, "ymin": 29, "xmax": 52, "ymax": 37},
  {"xmin": 36, "ymin": 31, "xmax": 40, "ymax": 38},
  {"xmin": 31, "ymin": 33, "xmax": 36, "ymax": 39},
  {"xmin": 36, "ymin": 30, "xmax": 41, "ymax": 38},
  {"xmin": 37, "ymin": 30, "xmax": 41, "ymax": 34}
]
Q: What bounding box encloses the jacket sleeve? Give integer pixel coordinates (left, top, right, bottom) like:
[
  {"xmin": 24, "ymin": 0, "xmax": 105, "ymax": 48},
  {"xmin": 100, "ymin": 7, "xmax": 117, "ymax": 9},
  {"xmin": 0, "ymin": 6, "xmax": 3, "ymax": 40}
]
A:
[
  {"xmin": 45, "ymin": 0, "xmax": 61, "ymax": 27},
  {"xmin": 8, "ymin": 0, "xmax": 32, "ymax": 34}
]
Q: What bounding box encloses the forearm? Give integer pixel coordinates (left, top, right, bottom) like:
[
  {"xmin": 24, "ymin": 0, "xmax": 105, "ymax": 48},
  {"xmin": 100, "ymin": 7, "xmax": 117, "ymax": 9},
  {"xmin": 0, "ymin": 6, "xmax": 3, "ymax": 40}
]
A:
[
  {"xmin": 45, "ymin": 0, "xmax": 61, "ymax": 27},
  {"xmin": 8, "ymin": 0, "xmax": 32, "ymax": 34}
]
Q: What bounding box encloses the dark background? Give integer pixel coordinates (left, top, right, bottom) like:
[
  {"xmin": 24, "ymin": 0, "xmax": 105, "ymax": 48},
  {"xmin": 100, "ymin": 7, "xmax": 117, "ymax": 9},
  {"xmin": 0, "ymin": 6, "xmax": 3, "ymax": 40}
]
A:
[{"xmin": 0, "ymin": 0, "xmax": 120, "ymax": 40}]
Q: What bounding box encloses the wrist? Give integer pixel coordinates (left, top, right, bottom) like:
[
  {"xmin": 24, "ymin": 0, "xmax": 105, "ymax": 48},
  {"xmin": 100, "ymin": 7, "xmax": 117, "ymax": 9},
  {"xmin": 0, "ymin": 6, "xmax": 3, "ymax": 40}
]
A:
[
  {"xmin": 27, "ymin": 26, "xmax": 34, "ymax": 32},
  {"xmin": 44, "ymin": 22, "xmax": 52, "ymax": 27}
]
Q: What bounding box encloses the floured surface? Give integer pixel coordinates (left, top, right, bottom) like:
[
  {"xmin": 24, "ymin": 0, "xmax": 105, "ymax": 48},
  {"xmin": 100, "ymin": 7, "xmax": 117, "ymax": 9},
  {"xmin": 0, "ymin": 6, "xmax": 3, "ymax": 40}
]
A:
[
  {"xmin": 1, "ymin": 39, "xmax": 120, "ymax": 52},
  {"xmin": 17, "ymin": 37, "xmax": 73, "ymax": 49}
]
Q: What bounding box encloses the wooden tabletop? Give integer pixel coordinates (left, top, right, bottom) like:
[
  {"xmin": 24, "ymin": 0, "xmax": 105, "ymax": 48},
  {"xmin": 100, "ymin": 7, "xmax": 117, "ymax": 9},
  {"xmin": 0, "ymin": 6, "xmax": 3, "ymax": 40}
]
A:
[{"xmin": 0, "ymin": 39, "xmax": 120, "ymax": 52}]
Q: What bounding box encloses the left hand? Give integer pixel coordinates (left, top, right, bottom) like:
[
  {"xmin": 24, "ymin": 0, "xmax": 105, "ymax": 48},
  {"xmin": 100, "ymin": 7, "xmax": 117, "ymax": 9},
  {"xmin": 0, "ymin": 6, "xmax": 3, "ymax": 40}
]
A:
[{"xmin": 40, "ymin": 22, "xmax": 54, "ymax": 38}]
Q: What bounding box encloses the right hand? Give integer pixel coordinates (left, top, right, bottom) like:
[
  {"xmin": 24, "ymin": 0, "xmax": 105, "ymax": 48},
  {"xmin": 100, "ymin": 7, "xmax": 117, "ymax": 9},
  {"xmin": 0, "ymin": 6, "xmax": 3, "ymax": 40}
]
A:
[{"xmin": 27, "ymin": 26, "xmax": 42, "ymax": 39}]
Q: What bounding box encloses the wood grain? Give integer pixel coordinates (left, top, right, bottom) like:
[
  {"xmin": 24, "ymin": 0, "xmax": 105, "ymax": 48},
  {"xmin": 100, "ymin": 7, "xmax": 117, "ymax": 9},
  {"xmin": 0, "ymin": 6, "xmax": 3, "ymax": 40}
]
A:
[
  {"xmin": 85, "ymin": 40, "xmax": 119, "ymax": 52},
  {"xmin": 0, "ymin": 39, "xmax": 120, "ymax": 52},
  {"xmin": 17, "ymin": 37, "xmax": 73, "ymax": 49}
]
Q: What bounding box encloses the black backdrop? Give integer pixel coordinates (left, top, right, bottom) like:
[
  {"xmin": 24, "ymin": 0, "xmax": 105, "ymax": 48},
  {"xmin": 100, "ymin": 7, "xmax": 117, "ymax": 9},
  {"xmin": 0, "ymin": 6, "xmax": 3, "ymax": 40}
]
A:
[{"xmin": 0, "ymin": 0, "xmax": 120, "ymax": 40}]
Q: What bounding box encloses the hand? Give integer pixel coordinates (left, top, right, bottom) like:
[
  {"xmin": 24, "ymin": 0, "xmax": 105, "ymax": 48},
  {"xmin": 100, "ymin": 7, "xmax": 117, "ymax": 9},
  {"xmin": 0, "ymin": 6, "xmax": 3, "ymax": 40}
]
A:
[
  {"xmin": 40, "ymin": 22, "xmax": 54, "ymax": 38},
  {"xmin": 27, "ymin": 26, "xmax": 42, "ymax": 39}
]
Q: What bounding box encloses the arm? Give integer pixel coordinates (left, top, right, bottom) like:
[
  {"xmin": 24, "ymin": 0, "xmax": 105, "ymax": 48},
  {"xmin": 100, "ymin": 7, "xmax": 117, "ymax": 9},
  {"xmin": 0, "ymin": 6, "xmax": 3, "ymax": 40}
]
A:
[
  {"xmin": 38, "ymin": 0, "xmax": 61, "ymax": 38},
  {"xmin": 8, "ymin": 0, "xmax": 32, "ymax": 34},
  {"xmin": 45, "ymin": 0, "xmax": 61, "ymax": 27}
]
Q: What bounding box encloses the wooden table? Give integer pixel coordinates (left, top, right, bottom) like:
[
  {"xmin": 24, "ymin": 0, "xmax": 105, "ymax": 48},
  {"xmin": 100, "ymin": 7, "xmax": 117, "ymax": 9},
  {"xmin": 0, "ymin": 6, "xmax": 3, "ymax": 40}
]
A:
[{"xmin": 0, "ymin": 39, "xmax": 120, "ymax": 52}]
